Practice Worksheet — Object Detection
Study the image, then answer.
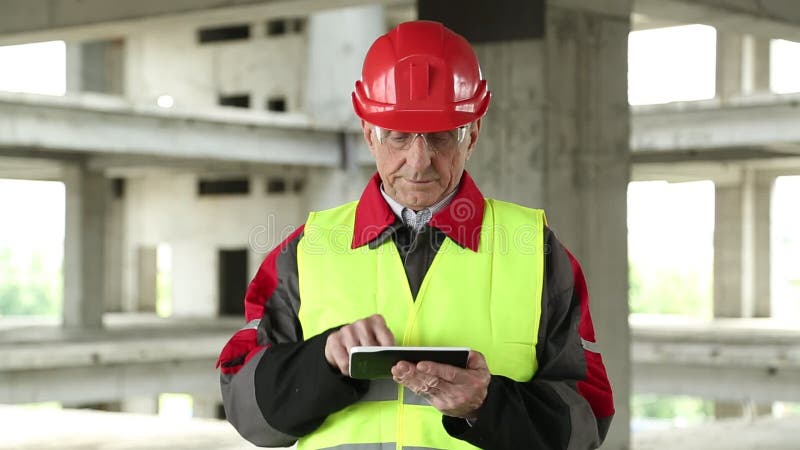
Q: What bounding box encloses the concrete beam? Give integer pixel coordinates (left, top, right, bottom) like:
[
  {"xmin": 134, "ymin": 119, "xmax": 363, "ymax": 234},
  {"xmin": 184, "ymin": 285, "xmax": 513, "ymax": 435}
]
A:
[
  {"xmin": 631, "ymin": 95, "xmax": 800, "ymax": 154},
  {"xmin": 635, "ymin": 0, "xmax": 800, "ymax": 41},
  {"xmin": 631, "ymin": 318, "xmax": 800, "ymax": 402},
  {"xmin": 0, "ymin": 156, "xmax": 62, "ymax": 180},
  {"xmin": 0, "ymin": 317, "xmax": 233, "ymax": 404},
  {"xmin": 0, "ymin": 92, "xmax": 365, "ymax": 166},
  {"xmin": 0, "ymin": 0, "xmax": 410, "ymax": 45}
]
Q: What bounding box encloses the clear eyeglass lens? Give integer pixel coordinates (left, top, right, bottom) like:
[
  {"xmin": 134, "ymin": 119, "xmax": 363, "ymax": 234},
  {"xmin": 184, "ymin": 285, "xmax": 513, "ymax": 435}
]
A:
[{"xmin": 374, "ymin": 125, "xmax": 469, "ymax": 151}]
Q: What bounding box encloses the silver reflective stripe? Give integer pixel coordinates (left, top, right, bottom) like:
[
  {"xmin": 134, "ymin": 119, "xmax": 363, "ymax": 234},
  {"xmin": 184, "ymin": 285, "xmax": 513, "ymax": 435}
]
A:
[
  {"xmin": 242, "ymin": 319, "xmax": 261, "ymax": 331},
  {"xmin": 319, "ymin": 445, "xmax": 437, "ymax": 450},
  {"xmin": 319, "ymin": 444, "xmax": 395, "ymax": 450},
  {"xmin": 402, "ymin": 387, "xmax": 431, "ymax": 406},
  {"xmin": 581, "ymin": 338, "xmax": 600, "ymax": 354},
  {"xmin": 361, "ymin": 379, "xmax": 398, "ymax": 402}
]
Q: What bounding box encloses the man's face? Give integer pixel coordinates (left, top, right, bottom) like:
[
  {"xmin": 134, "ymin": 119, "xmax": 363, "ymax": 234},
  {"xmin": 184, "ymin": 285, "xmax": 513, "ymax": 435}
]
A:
[{"xmin": 362, "ymin": 120, "xmax": 481, "ymax": 210}]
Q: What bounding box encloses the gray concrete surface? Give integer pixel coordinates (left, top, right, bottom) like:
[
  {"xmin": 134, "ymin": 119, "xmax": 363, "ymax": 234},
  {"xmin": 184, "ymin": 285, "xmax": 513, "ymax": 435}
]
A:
[
  {"xmin": 633, "ymin": 415, "xmax": 800, "ymax": 450},
  {"xmin": 1, "ymin": 403, "xmax": 798, "ymax": 450},
  {"xmin": 0, "ymin": 405, "xmax": 271, "ymax": 450}
]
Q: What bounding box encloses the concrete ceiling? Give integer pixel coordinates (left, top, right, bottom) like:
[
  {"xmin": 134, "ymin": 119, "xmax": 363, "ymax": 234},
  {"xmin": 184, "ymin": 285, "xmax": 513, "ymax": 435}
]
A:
[
  {"xmin": 0, "ymin": 0, "xmax": 410, "ymax": 45},
  {"xmin": 635, "ymin": 0, "xmax": 800, "ymax": 41},
  {"xmin": 2, "ymin": 0, "xmax": 800, "ymax": 45}
]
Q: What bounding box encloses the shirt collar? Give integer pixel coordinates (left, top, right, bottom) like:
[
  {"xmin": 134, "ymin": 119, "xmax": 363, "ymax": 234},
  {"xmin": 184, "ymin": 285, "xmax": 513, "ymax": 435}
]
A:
[
  {"xmin": 352, "ymin": 171, "xmax": 485, "ymax": 252},
  {"xmin": 379, "ymin": 183, "xmax": 459, "ymax": 223}
]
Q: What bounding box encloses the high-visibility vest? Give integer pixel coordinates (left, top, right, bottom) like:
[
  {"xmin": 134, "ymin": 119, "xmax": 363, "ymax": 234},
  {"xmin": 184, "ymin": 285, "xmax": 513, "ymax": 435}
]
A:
[{"xmin": 297, "ymin": 198, "xmax": 545, "ymax": 450}]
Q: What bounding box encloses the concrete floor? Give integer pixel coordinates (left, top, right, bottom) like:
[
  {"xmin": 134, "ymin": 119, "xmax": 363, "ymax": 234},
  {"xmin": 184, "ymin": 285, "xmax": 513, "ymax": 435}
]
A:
[
  {"xmin": 2, "ymin": 404, "xmax": 800, "ymax": 450},
  {"xmin": 0, "ymin": 405, "xmax": 285, "ymax": 450},
  {"xmin": 633, "ymin": 415, "xmax": 800, "ymax": 450}
]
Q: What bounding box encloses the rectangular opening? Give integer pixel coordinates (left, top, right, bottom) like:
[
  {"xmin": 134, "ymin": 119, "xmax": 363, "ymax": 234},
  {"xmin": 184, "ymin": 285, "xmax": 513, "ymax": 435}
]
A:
[
  {"xmin": 266, "ymin": 96, "xmax": 287, "ymax": 112},
  {"xmin": 266, "ymin": 17, "xmax": 306, "ymax": 36},
  {"xmin": 293, "ymin": 178, "xmax": 305, "ymax": 194},
  {"xmin": 290, "ymin": 18, "xmax": 306, "ymax": 34},
  {"xmin": 198, "ymin": 178, "xmax": 250, "ymax": 196},
  {"xmin": 218, "ymin": 93, "xmax": 250, "ymax": 108},
  {"xmin": 266, "ymin": 19, "xmax": 287, "ymax": 36},
  {"xmin": 218, "ymin": 249, "xmax": 248, "ymax": 316},
  {"xmin": 267, "ymin": 177, "xmax": 287, "ymax": 194},
  {"xmin": 112, "ymin": 178, "xmax": 125, "ymax": 199},
  {"xmin": 198, "ymin": 24, "xmax": 250, "ymax": 44}
]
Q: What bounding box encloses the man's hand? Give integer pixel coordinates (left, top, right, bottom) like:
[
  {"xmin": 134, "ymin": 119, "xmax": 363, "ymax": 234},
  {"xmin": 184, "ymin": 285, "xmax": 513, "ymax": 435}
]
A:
[
  {"xmin": 391, "ymin": 350, "xmax": 490, "ymax": 420},
  {"xmin": 325, "ymin": 314, "xmax": 395, "ymax": 375}
]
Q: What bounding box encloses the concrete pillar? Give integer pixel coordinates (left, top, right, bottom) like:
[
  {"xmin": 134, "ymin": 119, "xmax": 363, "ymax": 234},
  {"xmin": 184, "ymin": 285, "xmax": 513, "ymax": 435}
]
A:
[
  {"xmin": 104, "ymin": 182, "xmax": 126, "ymax": 313},
  {"xmin": 304, "ymin": 5, "xmax": 385, "ymax": 127},
  {"xmin": 752, "ymin": 172, "xmax": 773, "ymax": 318},
  {"xmin": 65, "ymin": 42, "xmax": 83, "ymax": 94},
  {"xmin": 459, "ymin": 2, "xmax": 632, "ymax": 448},
  {"xmin": 63, "ymin": 163, "xmax": 108, "ymax": 329},
  {"xmin": 716, "ymin": 31, "xmax": 744, "ymax": 102},
  {"xmin": 713, "ymin": 170, "xmax": 774, "ymax": 417},
  {"xmin": 137, "ymin": 246, "xmax": 158, "ymax": 312},
  {"xmin": 714, "ymin": 170, "xmax": 773, "ymax": 318},
  {"xmin": 717, "ymin": 32, "xmax": 771, "ymax": 100},
  {"xmin": 742, "ymin": 35, "xmax": 771, "ymax": 95}
]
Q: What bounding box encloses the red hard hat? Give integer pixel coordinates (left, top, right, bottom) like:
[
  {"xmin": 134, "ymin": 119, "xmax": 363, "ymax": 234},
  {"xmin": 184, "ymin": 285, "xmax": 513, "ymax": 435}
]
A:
[{"xmin": 352, "ymin": 20, "xmax": 491, "ymax": 133}]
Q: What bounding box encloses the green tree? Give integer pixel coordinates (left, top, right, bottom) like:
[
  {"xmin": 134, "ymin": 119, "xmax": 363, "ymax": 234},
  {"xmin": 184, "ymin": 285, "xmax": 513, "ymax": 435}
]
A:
[{"xmin": 0, "ymin": 246, "xmax": 61, "ymax": 316}]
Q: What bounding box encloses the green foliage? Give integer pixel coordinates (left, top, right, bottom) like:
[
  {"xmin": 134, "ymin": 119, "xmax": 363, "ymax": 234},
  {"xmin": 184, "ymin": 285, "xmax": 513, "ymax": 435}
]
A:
[
  {"xmin": 0, "ymin": 246, "xmax": 61, "ymax": 317},
  {"xmin": 629, "ymin": 260, "xmax": 712, "ymax": 318},
  {"xmin": 634, "ymin": 394, "xmax": 713, "ymax": 422}
]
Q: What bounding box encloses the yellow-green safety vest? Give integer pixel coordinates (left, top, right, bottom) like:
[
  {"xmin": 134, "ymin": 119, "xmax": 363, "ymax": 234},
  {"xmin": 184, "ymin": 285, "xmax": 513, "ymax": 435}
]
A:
[{"xmin": 297, "ymin": 198, "xmax": 545, "ymax": 450}]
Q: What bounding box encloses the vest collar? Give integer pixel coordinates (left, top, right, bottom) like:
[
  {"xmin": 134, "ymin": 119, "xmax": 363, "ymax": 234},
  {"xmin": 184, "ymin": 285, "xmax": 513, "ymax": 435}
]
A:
[{"xmin": 352, "ymin": 171, "xmax": 485, "ymax": 252}]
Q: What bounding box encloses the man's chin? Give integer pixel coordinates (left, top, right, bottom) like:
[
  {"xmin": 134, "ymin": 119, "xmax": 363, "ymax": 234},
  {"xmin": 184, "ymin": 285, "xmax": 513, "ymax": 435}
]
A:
[{"xmin": 398, "ymin": 194, "xmax": 439, "ymax": 210}]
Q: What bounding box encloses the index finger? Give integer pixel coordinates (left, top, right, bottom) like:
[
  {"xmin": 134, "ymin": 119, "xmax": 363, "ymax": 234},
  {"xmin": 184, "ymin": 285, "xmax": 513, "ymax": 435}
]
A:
[
  {"xmin": 416, "ymin": 360, "xmax": 460, "ymax": 383},
  {"xmin": 366, "ymin": 315, "xmax": 395, "ymax": 346}
]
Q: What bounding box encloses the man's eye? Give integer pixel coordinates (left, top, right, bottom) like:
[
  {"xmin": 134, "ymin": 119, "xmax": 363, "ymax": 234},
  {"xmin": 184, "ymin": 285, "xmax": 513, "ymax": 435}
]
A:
[
  {"xmin": 389, "ymin": 133, "xmax": 410, "ymax": 142},
  {"xmin": 427, "ymin": 134, "xmax": 451, "ymax": 146}
]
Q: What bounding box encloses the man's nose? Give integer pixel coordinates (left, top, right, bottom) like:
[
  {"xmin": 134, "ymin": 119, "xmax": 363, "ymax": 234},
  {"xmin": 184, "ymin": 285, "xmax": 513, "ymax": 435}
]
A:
[{"xmin": 405, "ymin": 135, "xmax": 432, "ymax": 169}]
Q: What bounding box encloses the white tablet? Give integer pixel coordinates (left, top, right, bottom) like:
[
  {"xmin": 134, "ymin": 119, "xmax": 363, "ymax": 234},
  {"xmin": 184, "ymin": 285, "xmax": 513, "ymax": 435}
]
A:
[{"xmin": 348, "ymin": 346, "xmax": 470, "ymax": 379}]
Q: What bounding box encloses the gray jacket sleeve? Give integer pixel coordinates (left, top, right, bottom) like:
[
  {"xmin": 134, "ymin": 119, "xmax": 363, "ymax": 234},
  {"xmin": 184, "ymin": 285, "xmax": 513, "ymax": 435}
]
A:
[
  {"xmin": 218, "ymin": 229, "xmax": 306, "ymax": 447},
  {"xmin": 219, "ymin": 228, "xmax": 369, "ymax": 446}
]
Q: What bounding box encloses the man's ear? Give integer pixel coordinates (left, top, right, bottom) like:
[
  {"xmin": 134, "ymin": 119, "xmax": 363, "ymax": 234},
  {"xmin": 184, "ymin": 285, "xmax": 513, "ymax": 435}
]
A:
[
  {"xmin": 465, "ymin": 119, "xmax": 482, "ymax": 160},
  {"xmin": 361, "ymin": 120, "xmax": 377, "ymax": 156}
]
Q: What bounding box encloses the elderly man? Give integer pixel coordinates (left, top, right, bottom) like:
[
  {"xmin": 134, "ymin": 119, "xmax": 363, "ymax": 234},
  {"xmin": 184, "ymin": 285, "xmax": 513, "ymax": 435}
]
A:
[{"xmin": 218, "ymin": 20, "xmax": 614, "ymax": 450}]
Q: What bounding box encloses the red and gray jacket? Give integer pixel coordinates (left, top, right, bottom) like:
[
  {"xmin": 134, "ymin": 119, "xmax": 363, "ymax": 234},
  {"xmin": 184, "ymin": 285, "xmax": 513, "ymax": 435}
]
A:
[{"xmin": 217, "ymin": 171, "xmax": 615, "ymax": 449}]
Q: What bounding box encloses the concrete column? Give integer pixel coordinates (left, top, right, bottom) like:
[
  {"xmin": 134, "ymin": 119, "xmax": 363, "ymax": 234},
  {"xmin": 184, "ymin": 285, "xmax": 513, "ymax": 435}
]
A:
[
  {"xmin": 742, "ymin": 34, "xmax": 771, "ymax": 95},
  {"xmin": 465, "ymin": 2, "xmax": 632, "ymax": 448},
  {"xmin": 63, "ymin": 163, "xmax": 108, "ymax": 329},
  {"xmin": 65, "ymin": 42, "xmax": 83, "ymax": 94},
  {"xmin": 137, "ymin": 246, "xmax": 158, "ymax": 312},
  {"xmin": 716, "ymin": 31, "xmax": 744, "ymax": 102},
  {"xmin": 714, "ymin": 182, "xmax": 744, "ymax": 317},
  {"xmin": 104, "ymin": 184, "xmax": 126, "ymax": 313},
  {"xmin": 304, "ymin": 5, "xmax": 385, "ymax": 127},
  {"xmin": 753, "ymin": 172, "xmax": 773, "ymax": 318},
  {"xmin": 714, "ymin": 170, "xmax": 773, "ymax": 318}
]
